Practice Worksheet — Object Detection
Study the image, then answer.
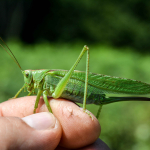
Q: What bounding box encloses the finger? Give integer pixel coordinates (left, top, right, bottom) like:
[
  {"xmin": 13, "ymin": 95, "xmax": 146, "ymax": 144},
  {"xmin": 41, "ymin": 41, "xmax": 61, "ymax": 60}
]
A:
[
  {"xmin": 49, "ymin": 99, "xmax": 101, "ymax": 149},
  {"xmin": 0, "ymin": 112, "xmax": 62, "ymax": 150},
  {"xmin": 22, "ymin": 97, "xmax": 101, "ymax": 149},
  {"xmin": 0, "ymin": 96, "xmax": 101, "ymax": 149},
  {"xmin": 0, "ymin": 96, "xmax": 39, "ymax": 117}
]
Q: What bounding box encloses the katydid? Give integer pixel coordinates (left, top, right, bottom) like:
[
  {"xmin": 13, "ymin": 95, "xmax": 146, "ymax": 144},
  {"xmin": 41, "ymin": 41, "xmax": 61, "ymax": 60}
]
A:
[{"xmin": 1, "ymin": 38, "xmax": 150, "ymax": 118}]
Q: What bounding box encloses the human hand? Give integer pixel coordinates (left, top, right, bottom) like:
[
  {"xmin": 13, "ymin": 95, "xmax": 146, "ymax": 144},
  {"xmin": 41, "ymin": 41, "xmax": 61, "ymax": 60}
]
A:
[{"xmin": 0, "ymin": 96, "xmax": 110, "ymax": 150}]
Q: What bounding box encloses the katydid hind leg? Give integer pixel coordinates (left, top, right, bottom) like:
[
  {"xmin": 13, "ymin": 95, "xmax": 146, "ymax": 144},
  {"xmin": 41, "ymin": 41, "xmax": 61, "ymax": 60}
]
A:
[
  {"xmin": 82, "ymin": 46, "xmax": 89, "ymax": 111},
  {"xmin": 96, "ymin": 105, "xmax": 103, "ymax": 119},
  {"xmin": 52, "ymin": 46, "xmax": 89, "ymax": 112},
  {"xmin": 43, "ymin": 90, "xmax": 52, "ymax": 112},
  {"xmin": 33, "ymin": 89, "xmax": 43, "ymax": 113},
  {"xmin": 84, "ymin": 109, "xmax": 94, "ymax": 120}
]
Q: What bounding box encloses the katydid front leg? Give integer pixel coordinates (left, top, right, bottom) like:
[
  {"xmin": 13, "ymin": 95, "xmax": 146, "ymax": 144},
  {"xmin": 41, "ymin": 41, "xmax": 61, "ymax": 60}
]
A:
[
  {"xmin": 52, "ymin": 45, "xmax": 90, "ymax": 115},
  {"xmin": 34, "ymin": 90, "xmax": 52, "ymax": 113},
  {"xmin": 13, "ymin": 85, "xmax": 25, "ymax": 98}
]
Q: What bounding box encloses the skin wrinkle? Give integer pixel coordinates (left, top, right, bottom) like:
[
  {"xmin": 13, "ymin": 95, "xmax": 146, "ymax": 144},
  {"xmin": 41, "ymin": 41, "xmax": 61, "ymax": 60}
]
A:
[
  {"xmin": 67, "ymin": 106, "xmax": 73, "ymax": 116},
  {"xmin": 64, "ymin": 105, "xmax": 74, "ymax": 117},
  {"xmin": 8, "ymin": 117, "xmax": 20, "ymax": 148},
  {"xmin": 62, "ymin": 105, "xmax": 83, "ymax": 119},
  {"xmin": 16, "ymin": 133, "xmax": 27, "ymax": 150},
  {"xmin": 5, "ymin": 117, "xmax": 11, "ymax": 137},
  {"xmin": 0, "ymin": 121, "xmax": 7, "ymax": 150},
  {"xmin": 3, "ymin": 117, "xmax": 17, "ymax": 149},
  {"xmin": 0, "ymin": 106, "xmax": 4, "ymax": 117},
  {"xmin": 49, "ymin": 121, "xmax": 62, "ymax": 149},
  {"xmin": 18, "ymin": 132, "xmax": 36, "ymax": 150},
  {"xmin": 60, "ymin": 101, "xmax": 95, "ymax": 121}
]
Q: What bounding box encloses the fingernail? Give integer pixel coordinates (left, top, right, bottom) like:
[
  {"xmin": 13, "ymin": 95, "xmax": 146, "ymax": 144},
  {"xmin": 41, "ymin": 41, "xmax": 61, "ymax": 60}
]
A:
[{"xmin": 22, "ymin": 112, "xmax": 56, "ymax": 130}]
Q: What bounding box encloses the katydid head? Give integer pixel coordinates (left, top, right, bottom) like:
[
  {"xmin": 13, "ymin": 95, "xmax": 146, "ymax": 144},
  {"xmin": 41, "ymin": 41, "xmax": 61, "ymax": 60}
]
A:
[
  {"xmin": 22, "ymin": 70, "xmax": 33, "ymax": 85},
  {"xmin": 22, "ymin": 70, "xmax": 34, "ymax": 92}
]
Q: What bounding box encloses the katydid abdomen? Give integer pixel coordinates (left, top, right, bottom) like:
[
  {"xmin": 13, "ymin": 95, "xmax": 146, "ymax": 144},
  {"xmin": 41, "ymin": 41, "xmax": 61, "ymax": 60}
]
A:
[
  {"xmin": 45, "ymin": 70, "xmax": 106, "ymax": 105},
  {"xmin": 44, "ymin": 70, "xmax": 150, "ymax": 105}
]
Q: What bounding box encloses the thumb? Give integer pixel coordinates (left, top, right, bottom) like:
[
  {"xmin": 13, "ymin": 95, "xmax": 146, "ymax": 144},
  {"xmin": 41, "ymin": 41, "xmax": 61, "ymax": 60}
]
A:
[{"xmin": 0, "ymin": 112, "xmax": 62, "ymax": 150}]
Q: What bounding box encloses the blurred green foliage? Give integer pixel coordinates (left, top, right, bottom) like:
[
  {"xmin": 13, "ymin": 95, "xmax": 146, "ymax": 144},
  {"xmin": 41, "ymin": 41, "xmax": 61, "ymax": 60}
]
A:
[
  {"xmin": 43, "ymin": 0, "xmax": 150, "ymax": 52},
  {"xmin": 1, "ymin": 0, "xmax": 150, "ymax": 51},
  {"xmin": 0, "ymin": 41, "xmax": 150, "ymax": 150}
]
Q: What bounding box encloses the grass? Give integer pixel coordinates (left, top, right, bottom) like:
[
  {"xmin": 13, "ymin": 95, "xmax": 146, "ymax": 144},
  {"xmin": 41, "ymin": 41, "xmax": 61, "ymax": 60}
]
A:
[{"xmin": 1, "ymin": 40, "xmax": 150, "ymax": 150}]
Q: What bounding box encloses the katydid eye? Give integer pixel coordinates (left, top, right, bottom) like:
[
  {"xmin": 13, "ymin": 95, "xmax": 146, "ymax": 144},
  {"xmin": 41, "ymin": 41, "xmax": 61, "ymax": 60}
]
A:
[{"xmin": 25, "ymin": 73, "xmax": 29, "ymax": 77}]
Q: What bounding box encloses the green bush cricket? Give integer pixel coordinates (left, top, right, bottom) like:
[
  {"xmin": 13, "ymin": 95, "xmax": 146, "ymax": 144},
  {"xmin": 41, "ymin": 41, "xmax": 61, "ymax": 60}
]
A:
[{"xmin": 1, "ymin": 37, "xmax": 150, "ymax": 119}]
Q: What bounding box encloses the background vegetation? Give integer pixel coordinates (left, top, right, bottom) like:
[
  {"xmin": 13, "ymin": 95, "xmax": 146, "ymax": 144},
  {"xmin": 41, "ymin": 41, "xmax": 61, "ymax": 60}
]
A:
[
  {"xmin": 1, "ymin": 0, "xmax": 150, "ymax": 51},
  {"xmin": 0, "ymin": 0, "xmax": 150, "ymax": 150}
]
